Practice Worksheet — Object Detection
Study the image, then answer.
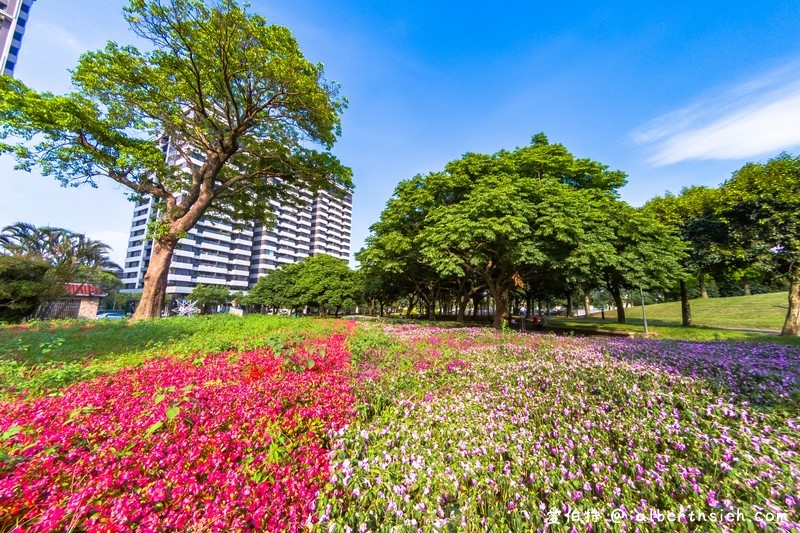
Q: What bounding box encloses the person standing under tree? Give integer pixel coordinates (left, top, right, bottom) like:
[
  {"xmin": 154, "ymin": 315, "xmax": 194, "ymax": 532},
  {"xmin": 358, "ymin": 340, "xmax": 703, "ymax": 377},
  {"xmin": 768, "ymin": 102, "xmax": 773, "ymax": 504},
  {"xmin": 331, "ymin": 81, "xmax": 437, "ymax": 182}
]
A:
[{"xmin": 519, "ymin": 305, "xmax": 527, "ymax": 332}]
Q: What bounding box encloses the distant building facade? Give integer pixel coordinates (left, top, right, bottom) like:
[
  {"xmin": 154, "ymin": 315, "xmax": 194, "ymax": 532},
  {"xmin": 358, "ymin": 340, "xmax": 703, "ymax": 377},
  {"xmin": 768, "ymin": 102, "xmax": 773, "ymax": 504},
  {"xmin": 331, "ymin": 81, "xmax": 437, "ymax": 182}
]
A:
[
  {"xmin": 0, "ymin": 0, "xmax": 34, "ymax": 76},
  {"xmin": 121, "ymin": 138, "xmax": 353, "ymax": 297},
  {"xmin": 36, "ymin": 283, "xmax": 106, "ymax": 319}
]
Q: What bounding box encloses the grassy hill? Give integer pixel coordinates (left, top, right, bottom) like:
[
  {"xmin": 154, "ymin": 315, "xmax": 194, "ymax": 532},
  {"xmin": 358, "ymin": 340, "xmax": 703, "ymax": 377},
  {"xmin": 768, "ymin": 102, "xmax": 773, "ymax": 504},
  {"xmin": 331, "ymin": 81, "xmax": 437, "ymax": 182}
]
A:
[
  {"xmin": 545, "ymin": 291, "xmax": 797, "ymax": 344},
  {"xmin": 601, "ymin": 291, "xmax": 788, "ymax": 331}
]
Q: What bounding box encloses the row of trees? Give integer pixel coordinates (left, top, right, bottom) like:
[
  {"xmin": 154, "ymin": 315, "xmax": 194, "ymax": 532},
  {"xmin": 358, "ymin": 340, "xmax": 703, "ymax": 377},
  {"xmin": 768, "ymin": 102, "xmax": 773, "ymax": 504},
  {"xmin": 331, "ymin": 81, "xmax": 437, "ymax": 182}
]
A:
[
  {"xmin": 0, "ymin": 222, "xmax": 121, "ymax": 321},
  {"xmin": 644, "ymin": 153, "xmax": 800, "ymax": 335},
  {"xmin": 240, "ymin": 254, "xmax": 362, "ymax": 316},
  {"xmin": 183, "ymin": 255, "xmax": 362, "ymax": 317},
  {"xmin": 358, "ymin": 137, "xmax": 800, "ymax": 336}
]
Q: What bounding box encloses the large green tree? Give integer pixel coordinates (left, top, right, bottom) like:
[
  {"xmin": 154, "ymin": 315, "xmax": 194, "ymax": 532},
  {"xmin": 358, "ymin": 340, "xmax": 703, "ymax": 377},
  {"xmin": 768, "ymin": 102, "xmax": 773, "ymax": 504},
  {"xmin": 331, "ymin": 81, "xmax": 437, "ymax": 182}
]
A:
[
  {"xmin": 244, "ymin": 267, "xmax": 295, "ymax": 312},
  {"xmin": 644, "ymin": 186, "xmax": 728, "ymax": 326},
  {"xmin": 289, "ymin": 254, "xmax": 362, "ymax": 316},
  {"xmin": 597, "ymin": 202, "xmax": 686, "ymax": 324},
  {"xmin": 719, "ymin": 154, "xmax": 800, "ymax": 336},
  {"xmin": 188, "ymin": 283, "xmax": 230, "ymax": 314},
  {"xmin": 245, "ymin": 255, "xmax": 360, "ymax": 316},
  {"xmin": 357, "ymin": 174, "xmax": 442, "ymax": 320},
  {"xmin": 362, "ymin": 135, "xmax": 629, "ymax": 329},
  {"xmin": 0, "ymin": 0, "xmax": 350, "ymax": 321},
  {"xmin": 0, "ymin": 256, "xmax": 63, "ymax": 323}
]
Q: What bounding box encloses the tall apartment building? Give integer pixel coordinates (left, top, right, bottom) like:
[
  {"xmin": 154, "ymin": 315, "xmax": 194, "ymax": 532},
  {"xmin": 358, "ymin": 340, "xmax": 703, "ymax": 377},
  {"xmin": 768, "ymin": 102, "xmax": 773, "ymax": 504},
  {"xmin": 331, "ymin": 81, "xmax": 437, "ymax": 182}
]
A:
[
  {"xmin": 122, "ymin": 188, "xmax": 352, "ymax": 296},
  {"xmin": 0, "ymin": 0, "xmax": 34, "ymax": 76}
]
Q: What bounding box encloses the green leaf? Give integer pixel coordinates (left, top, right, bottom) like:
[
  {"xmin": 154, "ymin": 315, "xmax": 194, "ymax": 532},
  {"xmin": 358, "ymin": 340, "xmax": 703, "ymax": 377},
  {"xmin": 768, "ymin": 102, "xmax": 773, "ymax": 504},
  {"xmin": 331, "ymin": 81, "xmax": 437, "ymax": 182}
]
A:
[
  {"xmin": 1, "ymin": 426, "xmax": 23, "ymax": 440},
  {"xmin": 166, "ymin": 407, "xmax": 180, "ymax": 421},
  {"xmin": 144, "ymin": 421, "xmax": 163, "ymax": 436},
  {"xmin": 153, "ymin": 393, "xmax": 165, "ymax": 405}
]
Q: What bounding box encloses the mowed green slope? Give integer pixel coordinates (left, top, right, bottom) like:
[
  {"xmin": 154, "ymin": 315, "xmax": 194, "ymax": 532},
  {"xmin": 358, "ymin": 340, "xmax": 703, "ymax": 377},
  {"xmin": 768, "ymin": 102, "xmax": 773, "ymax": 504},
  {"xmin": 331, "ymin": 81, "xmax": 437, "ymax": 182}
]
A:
[{"xmin": 602, "ymin": 292, "xmax": 788, "ymax": 330}]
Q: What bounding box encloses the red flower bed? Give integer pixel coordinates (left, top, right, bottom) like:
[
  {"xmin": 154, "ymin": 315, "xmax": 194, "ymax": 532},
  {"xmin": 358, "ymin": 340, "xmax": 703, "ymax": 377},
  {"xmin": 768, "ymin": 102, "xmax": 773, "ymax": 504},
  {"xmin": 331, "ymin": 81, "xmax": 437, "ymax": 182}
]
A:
[{"xmin": 0, "ymin": 332, "xmax": 356, "ymax": 532}]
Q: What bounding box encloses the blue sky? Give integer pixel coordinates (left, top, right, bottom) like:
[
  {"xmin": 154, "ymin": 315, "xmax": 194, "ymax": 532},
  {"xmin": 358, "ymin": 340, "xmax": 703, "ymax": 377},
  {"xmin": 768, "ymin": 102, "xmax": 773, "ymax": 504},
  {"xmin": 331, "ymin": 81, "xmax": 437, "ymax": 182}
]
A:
[{"xmin": 2, "ymin": 1, "xmax": 800, "ymax": 266}]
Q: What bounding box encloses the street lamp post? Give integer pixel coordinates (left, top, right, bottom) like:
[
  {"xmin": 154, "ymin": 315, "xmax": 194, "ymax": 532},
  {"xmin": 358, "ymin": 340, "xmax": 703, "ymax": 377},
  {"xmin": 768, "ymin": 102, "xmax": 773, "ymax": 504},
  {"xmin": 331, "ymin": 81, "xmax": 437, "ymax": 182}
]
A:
[{"xmin": 639, "ymin": 286, "xmax": 649, "ymax": 334}]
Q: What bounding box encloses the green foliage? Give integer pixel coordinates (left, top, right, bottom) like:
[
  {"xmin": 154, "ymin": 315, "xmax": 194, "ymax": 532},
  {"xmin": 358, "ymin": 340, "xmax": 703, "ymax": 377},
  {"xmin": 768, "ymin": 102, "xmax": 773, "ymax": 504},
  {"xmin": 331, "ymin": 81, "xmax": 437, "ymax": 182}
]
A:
[
  {"xmin": 644, "ymin": 187, "xmax": 729, "ymax": 280},
  {"xmin": 719, "ymin": 153, "xmax": 800, "ymax": 335},
  {"xmin": 243, "ymin": 267, "xmax": 294, "ymax": 309},
  {"xmin": 0, "ymin": 222, "xmax": 122, "ymax": 297},
  {"xmin": 188, "ymin": 284, "xmax": 230, "ymax": 311},
  {"xmin": 0, "ymin": 314, "xmax": 343, "ymax": 399},
  {"xmin": 0, "ymin": 256, "xmax": 63, "ymax": 323},
  {"xmin": 289, "ymin": 254, "xmax": 362, "ymax": 315},
  {"xmin": 359, "ymin": 134, "xmax": 682, "ymax": 329},
  {"xmin": 246, "ymin": 255, "xmax": 362, "ymax": 315},
  {"xmin": 720, "ymin": 154, "xmax": 800, "ymax": 275}
]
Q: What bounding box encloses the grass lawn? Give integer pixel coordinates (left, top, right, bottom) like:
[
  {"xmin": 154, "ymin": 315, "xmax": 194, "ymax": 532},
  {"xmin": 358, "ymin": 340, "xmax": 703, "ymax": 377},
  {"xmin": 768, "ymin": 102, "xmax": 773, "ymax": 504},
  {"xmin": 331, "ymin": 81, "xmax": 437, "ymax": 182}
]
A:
[
  {"xmin": 0, "ymin": 315, "xmax": 335, "ymax": 399},
  {"xmin": 602, "ymin": 291, "xmax": 788, "ymax": 330},
  {"xmin": 543, "ymin": 291, "xmax": 799, "ymax": 345}
]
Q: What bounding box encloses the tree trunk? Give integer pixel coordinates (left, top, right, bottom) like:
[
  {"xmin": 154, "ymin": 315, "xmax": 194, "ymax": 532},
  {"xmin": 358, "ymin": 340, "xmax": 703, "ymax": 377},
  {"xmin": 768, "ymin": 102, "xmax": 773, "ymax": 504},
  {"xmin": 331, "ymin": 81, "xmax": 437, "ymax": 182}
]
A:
[
  {"xmin": 583, "ymin": 292, "xmax": 591, "ymax": 319},
  {"xmin": 131, "ymin": 238, "xmax": 176, "ymax": 320},
  {"xmin": 457, "ymin": 296, "xmax": 469, "ymax": 322},
  {"xmin": 680, "ymin": 279, "xmax": 693, "ymax": 327},
  {"xmin": 611, "ymin": 285, "xmax": 626, "ymax": 324},
  {"xmin": 368, "ymin": 297, "xmax": 375, "ymax": 315},
  {"xmin": 405, "ymin": 296, "xmax": 415, "ymax": 319},
  {"xmin": 743, "ymin": 279, "xmax": 751, "ymax": 296},
  {"xmin": 699, "ymin": 272, "xmax": 708, "ymax": 298},
  {"xmin": 379, "ymin": 301, "xmax": 384, "ymax": 317},
  {"xmin": 492, "ymin": 292, "xmax": 508, "ymax": 330},
  {"xmin": 781, "ymin": 265, "xmax": 800, "ymax": 336},
  {"xmin": 566, "ymin": 293, "xmax": 574, "ymax": 318}
]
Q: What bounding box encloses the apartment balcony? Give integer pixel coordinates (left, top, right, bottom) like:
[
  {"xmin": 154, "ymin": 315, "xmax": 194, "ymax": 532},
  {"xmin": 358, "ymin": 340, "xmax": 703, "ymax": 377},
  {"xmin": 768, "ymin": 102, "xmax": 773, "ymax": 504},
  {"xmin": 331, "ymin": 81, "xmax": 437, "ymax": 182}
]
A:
[
  {"xmin": 167, "ymin": 274, "xmax": 193, "ymax": 283},
  {"xmin": 198, "ymin": 252, "xmax": 226, "ymax": 263},
  {"xmin": 203, "ymin": 242, "xmax": 230, "ymax": 253},
  {"xmin": 195, "ymin": 276, "xmax": 226, "ymax": 285}
]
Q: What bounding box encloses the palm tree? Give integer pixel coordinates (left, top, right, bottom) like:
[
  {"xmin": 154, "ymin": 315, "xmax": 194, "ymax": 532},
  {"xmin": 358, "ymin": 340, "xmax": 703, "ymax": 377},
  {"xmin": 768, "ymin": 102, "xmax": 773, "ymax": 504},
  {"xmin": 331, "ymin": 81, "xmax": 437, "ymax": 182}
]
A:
[{"xmin": 0, "ymin": 222, "xmax": 121, "ymax": 272}]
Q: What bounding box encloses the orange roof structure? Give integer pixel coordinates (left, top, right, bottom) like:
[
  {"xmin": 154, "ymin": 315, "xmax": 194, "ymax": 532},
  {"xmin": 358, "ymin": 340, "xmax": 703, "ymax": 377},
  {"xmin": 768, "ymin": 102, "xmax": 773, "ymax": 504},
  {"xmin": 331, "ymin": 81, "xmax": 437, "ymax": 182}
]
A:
[{"xmin": 64, "ymin": 283, "xmax": 106, "ymax": 298}]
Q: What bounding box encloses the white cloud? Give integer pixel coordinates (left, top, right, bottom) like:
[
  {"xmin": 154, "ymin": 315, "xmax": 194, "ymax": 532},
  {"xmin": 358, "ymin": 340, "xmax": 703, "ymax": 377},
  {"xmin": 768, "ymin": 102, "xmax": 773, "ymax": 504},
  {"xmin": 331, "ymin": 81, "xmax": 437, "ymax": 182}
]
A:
[
  {"xmin": 36, "ymin": 22, "xmax": 84, "ymax": 54},
  {"xmin": 633, "ymin": 61, "xmax": 800, "ymax": 166}
]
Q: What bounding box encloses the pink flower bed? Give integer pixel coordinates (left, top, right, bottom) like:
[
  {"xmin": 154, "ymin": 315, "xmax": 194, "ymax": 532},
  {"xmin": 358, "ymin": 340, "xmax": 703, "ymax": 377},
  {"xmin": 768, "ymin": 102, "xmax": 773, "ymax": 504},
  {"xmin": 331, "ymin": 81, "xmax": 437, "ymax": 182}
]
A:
[{"xmin": 0, "ymin": 331, "xmax": 356, "ymax": 532}]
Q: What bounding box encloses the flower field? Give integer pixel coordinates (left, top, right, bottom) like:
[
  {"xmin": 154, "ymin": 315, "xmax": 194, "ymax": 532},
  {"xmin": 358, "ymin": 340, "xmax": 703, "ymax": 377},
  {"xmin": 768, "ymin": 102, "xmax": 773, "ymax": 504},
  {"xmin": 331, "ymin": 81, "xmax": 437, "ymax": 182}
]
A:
[
  {"xmin": 1, "ymin": 320, "xmax": 356, "ymax": 532},
  {"xmin": 1, "ymin": 318, "xmax": 799, "ymax": 531},
  {"xmin": 319, "ymin": 325, "xmax": 800, "ymax": 531}
]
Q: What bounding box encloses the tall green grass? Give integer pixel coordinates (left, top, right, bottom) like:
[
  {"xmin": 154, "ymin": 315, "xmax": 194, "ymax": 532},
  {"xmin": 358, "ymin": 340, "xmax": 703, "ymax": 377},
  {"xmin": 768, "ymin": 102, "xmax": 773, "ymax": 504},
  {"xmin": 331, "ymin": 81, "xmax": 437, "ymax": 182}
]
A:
[{"xmin": 0, "ymin": 315, "xmax": 339, "ymax": 399}]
